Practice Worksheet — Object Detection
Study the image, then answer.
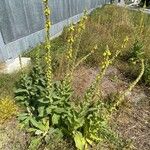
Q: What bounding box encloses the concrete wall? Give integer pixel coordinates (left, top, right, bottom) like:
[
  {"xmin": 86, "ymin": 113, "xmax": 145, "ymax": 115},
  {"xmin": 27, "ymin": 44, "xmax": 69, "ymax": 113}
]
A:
[{"xmin": 0, "ymin": 0, "xmax": 110, "ymax": 62}]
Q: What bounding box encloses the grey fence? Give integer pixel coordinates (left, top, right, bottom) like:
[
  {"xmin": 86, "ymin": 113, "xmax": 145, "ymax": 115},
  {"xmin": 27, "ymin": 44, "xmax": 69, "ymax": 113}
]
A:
[{"xmin": 0, "ymin": 0, "xmax": 110, "ymax": 62}]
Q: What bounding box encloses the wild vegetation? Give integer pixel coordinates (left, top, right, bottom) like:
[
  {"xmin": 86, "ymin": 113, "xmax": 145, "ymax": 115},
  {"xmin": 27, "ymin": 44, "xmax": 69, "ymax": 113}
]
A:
[
  {"xmin": 0, "ymin": 3, "xmax": 150, "ymax": 150},
  {"xmin": 0, "ymin": 96, "xmax": 18, "ymax": 124}
]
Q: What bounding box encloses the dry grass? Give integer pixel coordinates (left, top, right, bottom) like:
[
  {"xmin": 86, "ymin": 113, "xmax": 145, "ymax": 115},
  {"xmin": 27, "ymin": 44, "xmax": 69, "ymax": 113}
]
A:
[
  {"xmin": 77, "ymin": 5, "xmax": 150, "ymax": 66},
  {"xmin": 0, "ymin": 118, "xmax": 29, "ymax": 150}
]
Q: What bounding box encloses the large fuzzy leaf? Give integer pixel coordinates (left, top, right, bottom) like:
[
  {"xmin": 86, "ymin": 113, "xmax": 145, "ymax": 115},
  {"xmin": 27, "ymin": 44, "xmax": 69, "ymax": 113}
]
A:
[
  {"xmin": 52, "ymin": 114, "xmax": 60, "ymax": 125},
  {"xmin": 30, "ymin": 118, "xmax": 46, "ymax": 131},
  {"xmin": 15, "ymin": 88, "xmax": 29, "ymax": 94},
  {"xmin": 28, "ymin": 136, "xmax": 43, "ymax": 150},
  {"xmin": 73, "ymin": 131, "xmax": 86, "ymax": 150}
]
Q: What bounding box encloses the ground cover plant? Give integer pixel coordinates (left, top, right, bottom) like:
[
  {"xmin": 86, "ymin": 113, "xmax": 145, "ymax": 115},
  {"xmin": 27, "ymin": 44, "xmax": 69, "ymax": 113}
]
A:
[
  {"xmin": 0, "ymin": 3, "xmax": 149, "ymax": 150},
  {"xmin": 0, "ymin": 96, "xmax": 18, "ymax": 124}
]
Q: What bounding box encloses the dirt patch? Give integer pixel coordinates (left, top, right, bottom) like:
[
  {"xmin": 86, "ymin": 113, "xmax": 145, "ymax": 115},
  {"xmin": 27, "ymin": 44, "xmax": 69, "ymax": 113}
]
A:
[
  {"xmin": 73, "ymin": 66, "xmax": 98, "ymax": 97},
  {"xmin": 73, "ymin": 65, "xmax": 148, "ymax": 101},
  {"xmin": 113, "ymin": 97, "xmax": 150, "ymax": 150},
  {"xmin": 0, "ymin": 118, "xmax": 29, "ymax": 150}
]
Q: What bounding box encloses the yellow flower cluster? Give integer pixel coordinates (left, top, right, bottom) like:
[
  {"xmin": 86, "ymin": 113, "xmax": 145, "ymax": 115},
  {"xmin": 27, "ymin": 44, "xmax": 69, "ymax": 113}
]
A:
[
  {"xmin": 45, "ymin": 20, "xmax": 51, "ymax": 33},
  {"xmin": 44, "ymin": 8, "xmax": 50, "ymax": 16},
  {"xmin": 93, "ymin": 46, "xmax": 111, "ymax": 96},
  {"xmin": 66, "ymin": 11, "xmax": 88, "ymax": 70},
  {"xmin": 101, "ymin": 45, "xmax": 112, "ymax": 69},
  {"xmin": 43, "ymin": 0, "xmax": 51, "ymax": 38},
  {"xmin": 0, "ymin": 97, "xmax": 18, "ymax": 124},
  {"xmin": 91, "ymin": 44, "xmax": 98, "ymax": 54},
  {"xmin": 67, "ymin": 24, "xmax": 75, "ymax": 61},
  {"xmin": 43, "ymin": 0, "xmax": 52, "ymax": 89},
  {"xmin": 121, "ymin": 36, "xmax": 129, "ymax": 48},
  {"xmin": 77, "ymin": 13, "xmax": 87, "ymax": 33}
]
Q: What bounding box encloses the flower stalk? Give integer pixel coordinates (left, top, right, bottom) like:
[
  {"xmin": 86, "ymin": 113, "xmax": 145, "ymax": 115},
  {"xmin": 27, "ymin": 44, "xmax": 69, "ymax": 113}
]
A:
[{"xmin": 43, "ymin": 0, "xmax": 52, "ymax": 90}]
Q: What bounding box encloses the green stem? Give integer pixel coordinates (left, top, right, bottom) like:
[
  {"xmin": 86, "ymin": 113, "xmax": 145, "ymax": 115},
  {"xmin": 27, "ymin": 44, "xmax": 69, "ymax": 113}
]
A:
[{"xmin": 118, "ymin": 59, "xmax": 145, "ymax": 103}]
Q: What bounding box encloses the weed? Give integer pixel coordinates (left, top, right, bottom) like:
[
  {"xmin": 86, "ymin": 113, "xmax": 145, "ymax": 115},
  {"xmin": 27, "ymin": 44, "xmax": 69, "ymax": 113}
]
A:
[
  {"xmin": 0, "ymin": 72, "xmax": 22, "ymax": 97},
  {"xmin": 0, "ymin": 97, "xmax": 18, "ymax": 124},
  {"xmin": 143, "ymin": 60, "xmax": 150, "ymax": 85}
]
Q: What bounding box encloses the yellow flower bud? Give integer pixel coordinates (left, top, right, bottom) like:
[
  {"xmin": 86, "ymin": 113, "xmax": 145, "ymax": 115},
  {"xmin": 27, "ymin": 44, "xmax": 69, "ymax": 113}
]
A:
[
  {"xmin": 103, "ymin": 52, "xmax": 106, "ymax": 56},
  {"xmin": 107, "ymin": 50, "xmax": 111, "ymax": 56}
]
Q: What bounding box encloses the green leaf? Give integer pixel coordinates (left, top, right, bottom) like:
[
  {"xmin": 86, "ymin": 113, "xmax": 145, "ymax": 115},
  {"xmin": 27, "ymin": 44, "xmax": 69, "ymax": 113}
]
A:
[
  {"xmin": 20, "ymin": 117, "xmax": 30, "ymax": 128},
  {"xmin": 28, "ymin": 136, "xmax": 43, "ymax": 150},
  {"xmin": 18, "ymin": 113, "xmax": 29, "ymax": 121},
  {"xmin": 52, "ymin": 114, "xmax": 60, "ymax": 125},
  {"xmin": 15, "ymin": 89, "xmax": 29, "ymax": 94},
  {"xmin": 73, "ymin": 131, "xmax": 86, "ymax": 150},
  {"xmin": 38, "ymin": 98, "xmax": 50, "ymax": 104},
  {"xmin": 38, "ymin": 106, "xmax": 45, "ymax": 117},
  {"xmin": 30, "ymin": 118, "xmax": 46, "ymax": 131},
  {"xmin": 27, "ymin": 128, "xmax": 38, "ymax": 133},
  {"xmin": 90, "ymin": 133, "xmax": 101, "ymax": 142},
  {"xmin": 35, "ymin": 130, "xmax": 44, "ymax": 135},
  {"xmin": 46, "ymin": 105, "xmax": 57, "ymax": 114},
  {"xmin": 53, "ymin": 107, "xmax": 66, "ymax": 114},
  {"xmin": 15, "ymin": 96, "xmax": 26, "ymax": 101},
  {"xmin": 86, "ymin": 138, "xmax": 93, "ymax": 146}
]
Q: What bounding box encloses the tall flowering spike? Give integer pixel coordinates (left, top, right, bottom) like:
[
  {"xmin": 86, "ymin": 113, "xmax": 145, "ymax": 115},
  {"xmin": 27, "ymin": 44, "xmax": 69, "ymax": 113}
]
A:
[
  {"xmin": 84, "ymin": 45, "xmax": 112, "ymax": 101},
  {"xmin": 43, "ymin": 0, "xmax": 52, "ymax": 90},
  {"xmin": 67, "ymin": 24, "xmax": 75, "ymax": 61},
  {"xmin": 66, "ymin": 24, "xmax": 75, "ymax": 76},
  {"xmin": 67, "ymin": 11, "xmax": 88, "ymax": 73},
  {"xmin": 75, "ymin": 10, "xmax": 88, "ymax": 36},
  {"xmin": 101, "ymin": 45, "xmax": 112, "ymax": 70},
  {"xmin": 65, "ymin": 10, "xmax": 88, "ymax": 82},
  {"xmin": 85, "ymin": 35, "xmax": 129, "ymax": 101}
]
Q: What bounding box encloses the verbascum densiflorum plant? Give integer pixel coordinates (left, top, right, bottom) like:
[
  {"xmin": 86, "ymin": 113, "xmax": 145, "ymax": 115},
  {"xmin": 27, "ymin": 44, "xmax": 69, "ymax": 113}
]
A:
[
  {"xmin": 85, "ymin": 36, "xmax": 129, "ymax": 101},
  {"xmin": 83, "ymin": 46, "xmax": 112, "ymax": 102},
  {"xmin": 66, "ymin": 11, "xmax": 88, "ymax": 78},
  {"xmin": 113, "ymin": 36, "xmax": 129, "ymax": 61},
  {"xmin": 73, "ymin": 11, "xmax": 88, "ymax": 63},
  {"xmin": 43, "ymin": 0, "xmax": 52, "ymax": 90},
  {"xmin": 15, "ymin": 1, "xmax": 137, "ymax": 149},
  {"xmin": 108, "ymin": 58, "xmax": 145, "ymax": 116},
  {"xmin": 66, "ymin": 24, "xmax": 75, "ymax": 74}
]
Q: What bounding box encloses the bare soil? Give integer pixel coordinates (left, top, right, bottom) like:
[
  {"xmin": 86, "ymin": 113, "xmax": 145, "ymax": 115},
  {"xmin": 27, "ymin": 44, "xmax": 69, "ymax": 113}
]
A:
[{"xmin": 0, "ymin": 118, "xmax": 29, "ymax": 150}]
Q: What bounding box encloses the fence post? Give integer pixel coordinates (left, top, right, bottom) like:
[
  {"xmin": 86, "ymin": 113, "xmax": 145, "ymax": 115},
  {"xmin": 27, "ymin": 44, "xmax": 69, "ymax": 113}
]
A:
[{"xmin": 0, "ymin": 31, "xmax": 5, "ymax": 62}]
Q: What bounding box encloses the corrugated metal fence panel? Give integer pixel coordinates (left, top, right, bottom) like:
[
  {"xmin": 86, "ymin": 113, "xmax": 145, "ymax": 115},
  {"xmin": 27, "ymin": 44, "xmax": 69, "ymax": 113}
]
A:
[
  {"xmin": 23, "ymin": 0, "xmax": 44, "ymax": 34},
  {"xmin": 0, "ymin": 0, "xmax": 110, "ymax": 62},
  {"xmin": 50, "ymin": 0, "xmax": 70, "ymax": 24},
  {"xmin": 0, "ymin": 0, "xmax": 14, "ymax": 44}
]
